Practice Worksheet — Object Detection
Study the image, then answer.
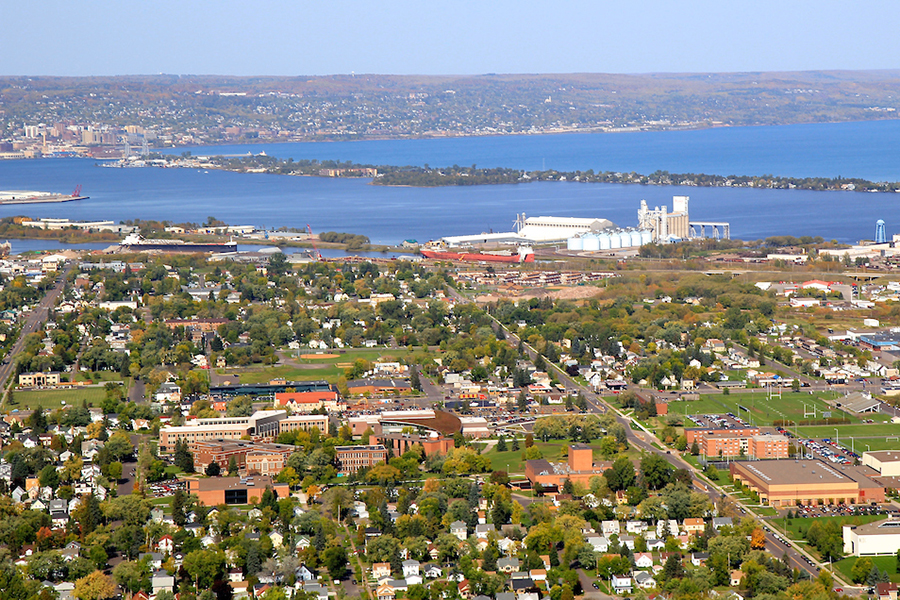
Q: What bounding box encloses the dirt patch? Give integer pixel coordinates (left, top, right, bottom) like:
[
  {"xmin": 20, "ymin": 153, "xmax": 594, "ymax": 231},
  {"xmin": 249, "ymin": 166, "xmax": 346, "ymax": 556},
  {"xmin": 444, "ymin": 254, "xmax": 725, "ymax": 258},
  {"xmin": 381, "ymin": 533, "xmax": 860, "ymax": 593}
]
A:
[
  {"xmin": 300, "ymin": 353, "xmax": 340, "ymax": 359},
  {"xmin": 475, "ymin": 285, "xmax": 602, "ymax": 303}
]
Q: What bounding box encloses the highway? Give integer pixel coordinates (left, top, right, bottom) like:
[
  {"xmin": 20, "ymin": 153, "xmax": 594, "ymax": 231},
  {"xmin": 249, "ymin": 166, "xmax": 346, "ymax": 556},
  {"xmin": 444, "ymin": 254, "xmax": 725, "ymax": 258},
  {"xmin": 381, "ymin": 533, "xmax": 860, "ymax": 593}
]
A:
[{"xmin": 0, "ymin": 262, "xmax": 72, "ymax": 398}]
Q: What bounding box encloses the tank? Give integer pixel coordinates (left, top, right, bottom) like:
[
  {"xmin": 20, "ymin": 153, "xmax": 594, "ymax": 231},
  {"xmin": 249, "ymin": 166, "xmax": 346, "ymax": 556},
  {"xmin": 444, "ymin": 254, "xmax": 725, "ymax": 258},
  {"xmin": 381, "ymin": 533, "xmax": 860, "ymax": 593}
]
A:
[
  {"xmin": 610, "ymin": 233, "xmax": 622, "ymax": 249},
  {"xmin": 567, "ymin": 235, "xmax": 584, "ymax": 251},
  {"xmin": 597, "ymin": 233, "xmax": 611, "ymax": 250},
  {"xmin": 618, "ymin": 232, "xmax": 632, "ymax": 248},
  {"xmin": 630, "ymin": 231, "xmax": 643, "ymax": 246},
  {"xmin": 582, "ymin": 234, "xmax": 600, "ymax": 252},
  {"xmin": 641, "ymin": 230, "xmax": 652, "ymax": 245}
]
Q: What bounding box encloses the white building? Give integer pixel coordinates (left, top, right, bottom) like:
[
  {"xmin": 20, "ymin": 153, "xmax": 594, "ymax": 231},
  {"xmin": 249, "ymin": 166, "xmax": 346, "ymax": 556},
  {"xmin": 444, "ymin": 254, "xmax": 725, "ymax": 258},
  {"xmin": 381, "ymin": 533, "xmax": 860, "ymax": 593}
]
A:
[
  {"xmin": 863, "ymin": 451, "xmax": 900, "ymax": 476},
  {"xmin": 843, "ymin": 519, "xmax": 900, "ymax": 556}
]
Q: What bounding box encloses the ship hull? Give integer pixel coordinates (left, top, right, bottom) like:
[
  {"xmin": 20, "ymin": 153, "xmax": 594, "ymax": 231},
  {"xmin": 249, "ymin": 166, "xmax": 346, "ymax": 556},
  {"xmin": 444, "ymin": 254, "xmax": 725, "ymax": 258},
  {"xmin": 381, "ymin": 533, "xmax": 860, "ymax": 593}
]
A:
[{"xmin": 420, "ymin": 249, "xmax": 534, "ymax": 263}]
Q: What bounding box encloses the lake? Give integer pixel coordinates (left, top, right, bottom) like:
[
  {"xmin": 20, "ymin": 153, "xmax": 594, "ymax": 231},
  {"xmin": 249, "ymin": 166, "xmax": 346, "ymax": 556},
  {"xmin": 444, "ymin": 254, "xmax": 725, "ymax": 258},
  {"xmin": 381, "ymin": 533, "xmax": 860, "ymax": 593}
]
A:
[{"xmin": 1, "ymin": 120, "xmax": 899, "ymax": 245}]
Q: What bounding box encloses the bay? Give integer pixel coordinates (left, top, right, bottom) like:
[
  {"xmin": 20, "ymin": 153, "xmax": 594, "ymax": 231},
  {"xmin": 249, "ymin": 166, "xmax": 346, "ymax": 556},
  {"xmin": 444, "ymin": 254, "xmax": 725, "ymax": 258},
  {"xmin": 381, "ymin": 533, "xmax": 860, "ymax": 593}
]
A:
[{"xmin": 0, "ymin": 121, "xmax": 899, "ymax": 245}]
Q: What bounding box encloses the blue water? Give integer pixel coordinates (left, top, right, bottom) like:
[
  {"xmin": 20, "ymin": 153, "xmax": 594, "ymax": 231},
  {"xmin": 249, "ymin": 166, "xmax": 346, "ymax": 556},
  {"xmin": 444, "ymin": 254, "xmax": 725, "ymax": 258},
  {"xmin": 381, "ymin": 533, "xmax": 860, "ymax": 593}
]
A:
[{"xmin": 1, "ymin": 120, "xmax": 900, "ymax": 245}]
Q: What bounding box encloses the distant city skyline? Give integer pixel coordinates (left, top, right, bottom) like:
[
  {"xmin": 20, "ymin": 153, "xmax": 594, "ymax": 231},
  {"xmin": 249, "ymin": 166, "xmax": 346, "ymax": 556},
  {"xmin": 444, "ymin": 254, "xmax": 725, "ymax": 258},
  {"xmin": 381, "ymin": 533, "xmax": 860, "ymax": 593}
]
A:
[{"xmin": 4, "ymin": 1, "xmax": 900, "ymax": 77}]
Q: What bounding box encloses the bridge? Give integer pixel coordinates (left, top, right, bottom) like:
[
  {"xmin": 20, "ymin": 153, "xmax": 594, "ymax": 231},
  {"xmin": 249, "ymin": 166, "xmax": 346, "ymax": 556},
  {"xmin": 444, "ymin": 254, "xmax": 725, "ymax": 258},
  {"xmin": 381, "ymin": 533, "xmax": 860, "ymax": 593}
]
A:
[{"xmin": 689, "ymin": 221, "xmax": 730, "ymax": 240}]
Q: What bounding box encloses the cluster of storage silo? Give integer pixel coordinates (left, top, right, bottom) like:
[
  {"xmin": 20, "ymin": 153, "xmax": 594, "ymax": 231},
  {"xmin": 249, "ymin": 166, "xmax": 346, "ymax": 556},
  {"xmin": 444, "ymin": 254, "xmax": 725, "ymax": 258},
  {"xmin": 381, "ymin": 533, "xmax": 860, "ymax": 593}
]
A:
[{"xmin": 566, "ymin": 229, "xmax": 652, "ymax": 252}]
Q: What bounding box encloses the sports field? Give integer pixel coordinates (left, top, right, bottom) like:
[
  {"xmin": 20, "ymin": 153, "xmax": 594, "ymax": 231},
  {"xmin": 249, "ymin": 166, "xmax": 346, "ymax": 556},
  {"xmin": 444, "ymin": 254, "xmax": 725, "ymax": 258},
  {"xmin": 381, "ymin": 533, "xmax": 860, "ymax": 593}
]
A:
[
  {"xmin": 673, "ymin": 391, "xmax": 855, "ymax": 427},
  {"xmin": 10, "ymin": 386, "xmax": 109, "ymax": 410}
]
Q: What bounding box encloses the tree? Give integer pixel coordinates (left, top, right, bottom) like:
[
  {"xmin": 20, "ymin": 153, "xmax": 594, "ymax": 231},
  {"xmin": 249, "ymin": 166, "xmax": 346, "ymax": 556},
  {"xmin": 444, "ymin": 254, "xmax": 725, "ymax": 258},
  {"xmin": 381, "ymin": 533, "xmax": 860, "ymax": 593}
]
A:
[
  {"xmin": 174, "ymin": 439, "xmax": 194, "ymax": 472},
  {"xmin": 605, "ymin": 456, "xmax": 636, "ymax": 492},
  {"xmin": 27, "ymin": 407, "xmax": 48, "ymax": 434},
  {"xmin": 323, "ymin": 545, "xmax": 349, "ymax": 579},
  {"xmin": 73, "ymin": 570, "xmax": 116, "ymax": 600},
  {"xmin": 750, "ymin": 528, "xmax": 767, "ymax": 550},
  {"xmin": 497, "ymin": 436, "xmax": 507, "ymax": 452},
  {"xmin": 690, "ymin": 439, "xmax": 700, "ymax": 455},
  {"xmin": 410, "ymin": 367, "xmax": 422, "ymax": 392},
  {"xmin": 113, "ymin": 560, "xmax": 150, "ymax": 595},
  {"xmin": 228, "ymin": 456, "xmax": 239, "ymax": 476},
  {"xmin": 640, "ymin": 454, "xmax": 674, "ymax": 490},
  {"xmin": 851, "ymin": 557, "xmax": 874, "ymax": 583},
  {"xmin": 105, "ymin": 431, "xmax": 134, "ymax": 462},
  {"xmin": 183, "ymin": 549, "xmax": 226, "ymax": 589},
  {"xmin": 206, "ymin": 461, "xmax": 221, "ymax": 476}
]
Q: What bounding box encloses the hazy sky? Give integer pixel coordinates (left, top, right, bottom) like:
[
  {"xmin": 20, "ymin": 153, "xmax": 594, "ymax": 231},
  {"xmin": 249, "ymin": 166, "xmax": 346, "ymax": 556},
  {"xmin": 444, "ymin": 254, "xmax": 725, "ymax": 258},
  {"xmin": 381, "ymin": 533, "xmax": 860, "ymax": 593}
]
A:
[{"xmin": 5, "ymin": 1, "xmax": 900, "ymax": 76}]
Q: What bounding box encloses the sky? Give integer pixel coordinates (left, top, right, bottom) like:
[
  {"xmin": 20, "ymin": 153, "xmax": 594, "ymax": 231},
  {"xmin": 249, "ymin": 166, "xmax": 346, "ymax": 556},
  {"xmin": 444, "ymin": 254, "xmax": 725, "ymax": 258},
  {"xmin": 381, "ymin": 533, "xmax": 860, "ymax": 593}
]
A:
[{"xmin": 5, "ymin": 1, "xmax": 900, "ymax": 76}]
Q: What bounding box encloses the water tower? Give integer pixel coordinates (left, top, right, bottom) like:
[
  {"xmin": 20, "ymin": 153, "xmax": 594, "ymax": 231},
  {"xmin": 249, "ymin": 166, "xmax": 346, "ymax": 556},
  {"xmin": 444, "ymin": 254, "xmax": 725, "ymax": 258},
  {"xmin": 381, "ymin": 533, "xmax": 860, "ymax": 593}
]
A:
[{"xmin": 875, "ymin": 219, "xmax": 887, "ymax": 244}]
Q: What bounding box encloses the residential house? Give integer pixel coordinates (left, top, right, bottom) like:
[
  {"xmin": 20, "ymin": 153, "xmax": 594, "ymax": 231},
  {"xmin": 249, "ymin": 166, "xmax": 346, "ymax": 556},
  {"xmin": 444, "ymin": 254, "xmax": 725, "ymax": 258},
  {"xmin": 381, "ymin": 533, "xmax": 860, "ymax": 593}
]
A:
[
  {"xmin": 139, "ymin": 552, "xmax": 163, "ymax": 570},
  {"xmin": 376, "ymin": 584, "xmax": 395, "ymax": 600},
  {"xmin": 713, "ymin": 517, "xmax": 734, "ymax": 530},
  {"xmin": 634, "ymin": 552, "xmax": 654, "ymax": 569},
  {"xmin": 497, "ymin": 557, "xmax": 520, "ymax": 573},
  {"xmin": 372, "ymin": 563, "xmax": 392, "ymax": 580},
  {"xmin": 402, "ymin": 560, "xmax": 420, "ymax": 578},
  {"xmin": 634, "ymin": 572, "xmax": 656, "ymax": 589},
  {"xmin": 423, "ymin": 564, "xmax": 442, "ymax": 578},
  {"xmin": 691, "ymin": 552, "xmax": 710, "ymax": 567},
  {"xmin": 152, "ymin": 570, "xmax": 176, "ymax": 595},
  {"xmin": 601, "ymin": 520, "xmax": 620, "ymax": 536},
  {"xmin": 451, "ymin": 520, "xmax": 467, "ymax": 541},
  {"xmin": 611, "ymin": 575, "xmax": 633, "ymax": 594},
  {"xmin": 683, "ymin": 518, "xmax": 705, "ymax": 536},
  {"xmin": 731, "ymin": 570, "xmax": 744, "ymax": 587}
]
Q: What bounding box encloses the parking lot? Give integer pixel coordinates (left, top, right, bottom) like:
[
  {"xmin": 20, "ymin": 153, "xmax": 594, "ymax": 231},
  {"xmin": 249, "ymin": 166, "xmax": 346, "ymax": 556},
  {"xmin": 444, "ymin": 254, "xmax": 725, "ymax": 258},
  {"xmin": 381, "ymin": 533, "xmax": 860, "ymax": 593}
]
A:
[{"xmin": 688, "ymin": 412, "xmax": 752, "ymax": 430}]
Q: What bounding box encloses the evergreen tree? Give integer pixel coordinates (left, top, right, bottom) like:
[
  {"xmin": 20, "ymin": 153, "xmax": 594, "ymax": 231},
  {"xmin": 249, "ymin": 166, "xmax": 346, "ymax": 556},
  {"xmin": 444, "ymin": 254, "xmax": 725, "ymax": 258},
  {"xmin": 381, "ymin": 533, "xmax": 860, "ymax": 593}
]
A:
[
  {"xmin": 172, "ymin": 490, "xmax": 187, "ymax": 526},
  {"xmin": 410, "ymin": 367, "xmax": 422, "ymax": 392},
  {"xmin": 497, "ymin": 436, "xmax": 507, "ymax": 452},
  {"xmin": 228, "ymin": 456, "xmax": 239, "ymax": 476},
  {"xmin": 511, "ymin": 437, "xmax": 520, "ymax": 451}
]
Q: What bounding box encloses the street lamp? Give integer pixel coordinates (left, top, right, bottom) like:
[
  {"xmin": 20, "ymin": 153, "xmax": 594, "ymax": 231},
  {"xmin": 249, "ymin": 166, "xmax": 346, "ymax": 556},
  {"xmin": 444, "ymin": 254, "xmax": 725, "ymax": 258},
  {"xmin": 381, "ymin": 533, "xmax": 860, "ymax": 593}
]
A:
[{"xmin": 834, "ymin": 428, "xmax": 839, "ymax": 446}]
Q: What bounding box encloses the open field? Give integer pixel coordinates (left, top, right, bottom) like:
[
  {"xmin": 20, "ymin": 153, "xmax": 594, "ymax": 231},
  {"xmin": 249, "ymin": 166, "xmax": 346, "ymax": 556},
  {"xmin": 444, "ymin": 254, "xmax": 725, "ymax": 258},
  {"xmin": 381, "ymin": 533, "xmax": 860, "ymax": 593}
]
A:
[
  {"xmin": 226, "ymin": 349, "xmax": 416, "ymax": 384},
  {"xmin": 10, "ymin": 386, "xmax": 109, "ymax": 410},
  {"xmin": 673, "ymin": 391, "xmax": 855, "ymax": 426},
  {"xmin": 795, "ymin": 423, "xmax": 900, "ymax": 439},
  {"xmin": 782, "ymin": 514, "xmax": 886, "ymax": 541}
]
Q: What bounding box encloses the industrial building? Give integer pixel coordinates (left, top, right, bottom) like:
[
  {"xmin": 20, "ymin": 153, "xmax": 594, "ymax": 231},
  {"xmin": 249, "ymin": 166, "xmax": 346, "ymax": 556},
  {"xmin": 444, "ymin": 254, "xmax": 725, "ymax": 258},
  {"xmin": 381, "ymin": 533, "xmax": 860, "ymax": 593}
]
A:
[
  {"xmin": 437, "ymin": 214, "xmax": 616, "ymax": 247},
  {"xmin": 729, "ymin": 459, "xmax": 885, "ymax": 507},
  {"xmin": 638, "ymin": 196, "xmax": 690, "ymax": 241},
  {"xmin": 525, "ymin": 444, "xmax": 613, "ymax": 488},
  {"xmin": 843, "ymin": 519, "xmax": 900, "ymax": 556},
  {"xmin": 863, "ymin": 451, "xmax": 900, "ymax": 477}
]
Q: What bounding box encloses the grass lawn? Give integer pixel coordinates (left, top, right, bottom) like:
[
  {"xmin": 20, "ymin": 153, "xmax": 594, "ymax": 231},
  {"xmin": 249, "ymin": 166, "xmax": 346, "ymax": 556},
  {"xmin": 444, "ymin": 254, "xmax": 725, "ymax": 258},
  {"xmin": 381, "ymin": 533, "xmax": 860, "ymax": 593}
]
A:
[
  {"xmin": 795, "ymin": 423, "xmax": 900, "ymax": 440},
  {"xmin": 9, "ymin": 386, "xmax": 109, "ymax": 410},
  {"xmin": 783, "ymin": 514, "xmax": 886, "ymax": 541},
  {"xmin": 230, "ymin": 349, "xmax": 414, "ymax": 384},
  {"xmin": 482, "ymin": 439, "xmax": 599, "ymax": 474},
  {"xmin": 835, "ymin": 555, "xmax": 900, "ymax": 584},
  {"xmin": 672, "ymin": 391, "xmax": 856, "ymax": 427}
]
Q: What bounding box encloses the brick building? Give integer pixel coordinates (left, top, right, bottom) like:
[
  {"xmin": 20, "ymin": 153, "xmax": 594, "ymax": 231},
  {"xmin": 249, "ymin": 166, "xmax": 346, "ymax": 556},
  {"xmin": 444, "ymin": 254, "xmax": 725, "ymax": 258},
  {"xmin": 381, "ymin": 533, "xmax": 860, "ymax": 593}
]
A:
[
  {"xmin": 184, "ymin": 476, "xmax": 289, "ymax": 506},
  {"xmin": 334, "ymin": 445, "xmax": 388, "ymax": 475},
  {"xmin": 192, "ymin": 440, "xmax": 296, "ymax": 474}
]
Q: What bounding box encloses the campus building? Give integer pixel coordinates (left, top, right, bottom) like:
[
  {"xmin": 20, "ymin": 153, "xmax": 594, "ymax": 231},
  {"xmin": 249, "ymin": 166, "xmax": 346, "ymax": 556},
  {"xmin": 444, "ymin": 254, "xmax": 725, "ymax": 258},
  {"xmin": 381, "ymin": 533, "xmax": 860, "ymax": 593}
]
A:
[
  {"xmin": 700, "ymin": 433, "xmax": 789, "ymax": 460},
  {"xmin": 525, "ymin": 444, "xmax": 613, "ymax": 489},
  {"xmin": 274, "ymin": 389, "xmax": 343, "ymax": 412},
  {"xmin": 191, "ymin": 440, "xmax": 296, "ymax": 474},
  {"xmin": 349, "ymin": 409, "xmax": 462, "ymax": 438},
  {"xmin": 862, "ymin": 451, "xmax": 900, "ymax": 477},
  {"xmin": 843, "ymin": 519, "xmax": 900, "ymax": 556},
  {"xmin": 730, "ymin": 459, "xmax": 885, "ymax": 507},
  {"xmin": 158, "ymin": 410, "xmax": 288, "ymax": 452},
  {"xmin": 376, "ymin": 432, "xmax": 455, "ymax": 457},
  {"xmin": 334, "ymin": 445, "xmax": 388, "ymax": 475},
  {"xmin": 184, "ymin": 476, "xmax": 289, "ymax": 506}
]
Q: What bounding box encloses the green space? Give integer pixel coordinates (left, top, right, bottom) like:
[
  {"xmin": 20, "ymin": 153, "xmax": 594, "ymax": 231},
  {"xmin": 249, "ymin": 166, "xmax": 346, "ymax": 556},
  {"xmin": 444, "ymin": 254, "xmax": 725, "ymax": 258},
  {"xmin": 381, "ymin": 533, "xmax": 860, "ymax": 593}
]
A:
[
  {"xmin": 834, "ymin": 555, "xmax": 900, "ymax": 584},
  {"xmin": 781, "ymin": 515, "xmax": 886, "ymax": 541},
  {"xmin": 794, "ymin": 423, "xmax": 900, "ymax": 440},
  {"xmin": 222, "ymin": 348, "xmax": 414, "ymax": 384},
  {"xmin": 9, "ymin": 386, "xmax": 109, "ymax": 410},
  {"xmin": 671, "ymin": 391, "xmax": 856, "ymax": 427}
]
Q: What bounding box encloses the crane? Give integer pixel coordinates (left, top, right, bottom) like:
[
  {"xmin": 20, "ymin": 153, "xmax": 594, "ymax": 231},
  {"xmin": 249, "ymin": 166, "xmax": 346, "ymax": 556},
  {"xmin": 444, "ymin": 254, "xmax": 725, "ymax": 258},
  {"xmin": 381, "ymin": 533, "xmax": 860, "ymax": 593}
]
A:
[{"xmin": 307, "ymin": 224, "xmax": 323, "ymax": 261}]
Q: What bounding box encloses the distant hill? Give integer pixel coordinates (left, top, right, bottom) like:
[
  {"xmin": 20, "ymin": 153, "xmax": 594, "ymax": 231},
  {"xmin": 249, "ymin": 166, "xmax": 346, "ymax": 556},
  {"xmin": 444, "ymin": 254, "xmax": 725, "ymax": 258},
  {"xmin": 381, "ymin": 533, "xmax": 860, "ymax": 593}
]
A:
[{"xmin": 3, "ymin": 71, "xmax": 900, "ymax": 142}]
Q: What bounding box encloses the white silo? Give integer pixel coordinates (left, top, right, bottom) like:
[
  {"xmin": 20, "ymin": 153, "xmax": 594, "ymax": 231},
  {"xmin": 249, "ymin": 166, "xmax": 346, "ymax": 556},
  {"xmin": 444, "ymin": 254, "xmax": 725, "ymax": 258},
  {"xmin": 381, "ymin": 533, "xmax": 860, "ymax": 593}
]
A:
[
  {"xmin": 567, "ymin": 235, "xmax": 584, "ymax": 251},
  {"xmin": 610, "ymin": 232, "xmax": 622, "ymax": 249},
  {"xmin": 582, "ymin": 234, "xmax": 600, "ymax": 251},
  {"xmin": 598, "ymin": 233, "xmax": 611, "ymax": 250},
  {"xmin": 640, "ymin": 230, "xmax": 652, "ymax": 245},
  {"xmin": 630, "ymin": 231, "xmax": 643, "ymax": 246},
  {"xmin": 618, "ymin": 232, "xmax": 632, "ymax": 248}
]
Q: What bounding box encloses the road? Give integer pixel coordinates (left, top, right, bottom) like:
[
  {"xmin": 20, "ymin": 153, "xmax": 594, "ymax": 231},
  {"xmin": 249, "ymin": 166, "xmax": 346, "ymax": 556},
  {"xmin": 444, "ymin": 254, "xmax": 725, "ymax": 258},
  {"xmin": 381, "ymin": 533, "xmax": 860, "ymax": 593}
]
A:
[
  {"xmin": 445, "ymin": 285, "xmax": 839, "ymax": 585},
  {"xmin": 0, "ymin": 262, "xmax": 73, "ymax": 398}
]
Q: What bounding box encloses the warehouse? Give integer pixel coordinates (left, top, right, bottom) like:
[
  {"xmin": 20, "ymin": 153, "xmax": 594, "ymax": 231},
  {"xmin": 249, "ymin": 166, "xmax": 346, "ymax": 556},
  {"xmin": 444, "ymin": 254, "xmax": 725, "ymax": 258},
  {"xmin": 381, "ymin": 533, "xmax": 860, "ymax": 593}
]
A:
[{"xmin": 730, "ymin": 459, "xmax": 884, "ymax": 507}]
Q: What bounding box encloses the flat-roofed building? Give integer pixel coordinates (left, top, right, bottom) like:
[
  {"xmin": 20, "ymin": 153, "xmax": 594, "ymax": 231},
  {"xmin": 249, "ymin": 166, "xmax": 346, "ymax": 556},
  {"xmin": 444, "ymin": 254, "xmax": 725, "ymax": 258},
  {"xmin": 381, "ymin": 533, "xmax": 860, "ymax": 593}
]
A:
[
  {"xmin": 377, "ymin": 433, "xmax": 454, "ymax": 457},
  {"xmin": 192, "ymin": 440, "xmax": 296, "ymax": 474},
  {"xmin": 730, "ymin": 459, "xmax": 884, "ymax": 507},
  {"xmin": 348, "ymin": 410, "xmax": 462, "ymax": 438},
  {"xmin": 685, "ymin": 427, "xmax": 760, "ymax": 445},
  {"xmin": 334, "ymin": 445, "xmax": 388, "ymax": 475},
  {"xmin": 184, "ymin": 475, "xmax": 288, "ymax": 506},
  {"xmin": 525, "ymin": 444, "xmax": 613, "ymax": 489},
  {"xmin": 159, "ymin": 410, "xmax": 287, "ymax": 452},
  {"xmin": 843, "ymin": 519, "xmax": 900, "ymax": 556},
  {"xmin": 18, "ymin": 372, "xmax": 61, "ymax": 387},
  {"xmin": 279, "ymin": 414, "xmax": 329, "ymax": 434},
  {"xmin": 275, "ymin": 390, "xmax": 340, "ymax": 412},
  {"xmin": 749, "ymin": 434, "xmax": 789, "ymax": 459},
  {"xmin": 863, "ymin": 451, "xmax": 900, "ymax": 477}
]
